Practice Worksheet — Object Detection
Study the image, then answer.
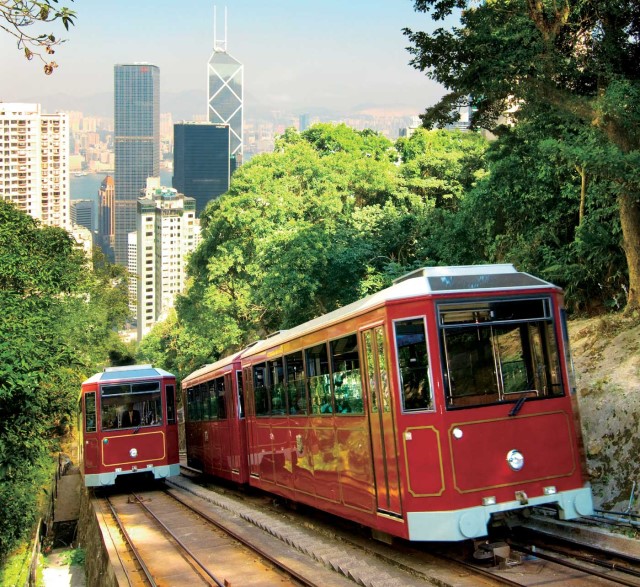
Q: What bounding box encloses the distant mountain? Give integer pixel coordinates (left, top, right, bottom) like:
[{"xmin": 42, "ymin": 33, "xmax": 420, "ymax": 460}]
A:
[
  {"xmin": 14, "ymin": 89, "xmax": 206, "ymax": 120},
  {"xmin": 25, "ymin": 92, "xmax": 113, "ymax": 117},
  {"xmin": 6, "ymin": 89, "xmax": 421, "ymax": 124}
]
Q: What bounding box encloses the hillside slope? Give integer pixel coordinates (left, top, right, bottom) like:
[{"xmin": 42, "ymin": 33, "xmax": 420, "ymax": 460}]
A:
[{"xmin": 571, "ymin": 315, "xmax": 640, "ymax": 511}]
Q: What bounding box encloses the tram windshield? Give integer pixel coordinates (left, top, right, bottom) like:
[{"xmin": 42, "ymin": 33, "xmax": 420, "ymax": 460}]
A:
[
  {"xmin": 439, "ymin": 298, "xmax": 564, "ymax": 408},
  {"xmin": 101, "ymin": 381, "xmax": 163, "ymax": 430}
]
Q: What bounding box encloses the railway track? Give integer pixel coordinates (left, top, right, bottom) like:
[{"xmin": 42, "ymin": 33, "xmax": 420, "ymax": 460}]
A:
[
  {"xmin": 99, "ymin": 489, "xmax": 348, "ymax": 587},
  {"xmin": 174, "ymin": 468, "xmax": 640, "ymax": 586}
]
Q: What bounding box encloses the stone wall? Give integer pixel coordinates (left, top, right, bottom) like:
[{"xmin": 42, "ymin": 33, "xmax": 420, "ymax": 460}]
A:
[{"xmin": 76, "ymin": 488, "xmax": 120, "ymax": 587}]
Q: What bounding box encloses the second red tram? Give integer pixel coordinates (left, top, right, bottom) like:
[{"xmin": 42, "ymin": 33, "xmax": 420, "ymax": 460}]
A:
[
  {"xmin": 80, "ymin": 364, "xmax": 180, "ymax": 487},
  {"xmin": 183, "ymin": 264, "xmax": 593, "ymax": 541}
]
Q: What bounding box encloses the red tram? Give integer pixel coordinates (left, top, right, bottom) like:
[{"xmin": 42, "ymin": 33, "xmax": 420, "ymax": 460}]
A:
[
  {"xmin": 80, "ymin": 364, "xmax": 180, "ymax": 487},
  {"xmin": 183, "ymin": 265, "xmax": 593, "ymax": 541}
]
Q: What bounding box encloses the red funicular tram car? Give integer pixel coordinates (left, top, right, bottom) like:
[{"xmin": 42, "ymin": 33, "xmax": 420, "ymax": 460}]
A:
[
  {"xmin": 182, "ymin": 352, "xmax": 249, "ymax": 483},
  {"xmin": 183, "ymin": 265, "xmax": 593, "ymax": 541},
  {"xmin": 80, "ymin": 364, "xmax": 180, "ymax": 487}
]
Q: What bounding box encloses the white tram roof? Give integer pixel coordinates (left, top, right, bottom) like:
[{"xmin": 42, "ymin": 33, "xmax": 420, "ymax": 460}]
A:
[
  {"xmin": 83, "ymin": 364, "xmax": 174, "ymax": 385},
  {"xmin": 243, "ymin": 264, "xmax": 556, "ymax": 356},
  {"xmin": 181, "ymin": 351, "xmax": 244, "ymax": 387}
]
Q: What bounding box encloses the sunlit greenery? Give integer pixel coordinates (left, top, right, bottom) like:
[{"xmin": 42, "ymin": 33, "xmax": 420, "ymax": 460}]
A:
[
  {"xmin": 404, "ymin": 0, "xmax": 640, "ymax": 311},
  {"xmin": 0, "ymin": 201, "xmax": 130, "ymax": 560}
]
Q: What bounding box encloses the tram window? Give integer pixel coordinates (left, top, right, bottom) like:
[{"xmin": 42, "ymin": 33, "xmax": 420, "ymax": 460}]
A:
[
  {"xmin": 217, "ymin": 377, "xmax": 227, "ymax": 420},
  {"xmin": 439, "ymin": 298, "xmax": 565, "ymax": 408},
  {"xmin": 306, "ymin": 343, "xmax": 331, "ymax": 415},
  {"xmin": 285, "ymin": 351, "xmax": 308, "ymax": 415},
  {"xmin": 186, "ymin": 387, "xmax": 194, "ymax": 420},
  {"xmin": 268, "ymin": 358, "xmax": 285, "ymax": 415},
  {"xmin": 166, "ymin": 385, "xmax": 176, "ymax": 424},
  {"xmin": 330, "ymin": 334, "xmax": 364, "ymax": 415},
  {"xmin": 236, "ymin": 371, "xmax": 245, "ymax": 418},
  {"xmin": 253, "ymin": 363, "xmax": 269, "ymax": 416},
  {"xmin": 394, "ymin": 319, "xmax": 433, "ymax": 412},
  {"xmin": 100, "ymin": 380, "xmax": 164, "ymax": 430},
  {"xmin": 363, "ymin": 330, "xmax": 378, "ymax": 413},
  {"xmin": 85, "ymin": 392, "xmax": 97, "ymax": 433},
  {"xmin": 102, "ymin": 384, "xmax": 130, "ymax": 396},
  {"xmin": 205, "ymin": 380, "xmax": 215, "ymax": 420},
  {"xmin": 376, "ymin": 327, "xmax": 391, "ymax": 413},
  {"xmin": 194, "ymin": 383, "xmax": 204, "ymax": 421}
]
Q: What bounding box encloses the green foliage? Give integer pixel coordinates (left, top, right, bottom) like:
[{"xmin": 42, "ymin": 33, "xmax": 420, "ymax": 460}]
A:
[
  {"xmin": 0, "ymin": 201, "xmax": 131, "ymax": 559},
  {"xmin": 167, "ymin": 124, "xmax": 490, "ymax": 369},
  {"xmin": 404, "ymin": 0, "xmax": 640, "ymax": 310},
  {"xmin": 455, "ymin": 118, "xmax": 626, "ymax": 311},
  {"xmin": 137, "ymin": 309, "xmax": 183, "ymax": 377},
  {"xmin": 0, "ymin": 455, "xmax": 51, "ymax": 562}
]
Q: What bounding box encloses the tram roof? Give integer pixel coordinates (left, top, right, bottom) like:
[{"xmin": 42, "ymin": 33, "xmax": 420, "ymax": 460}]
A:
[
  {"xmin": 83, "ymin": 364, "xmax": 174, "ymax": 384},
  {"xmin": 243, "ymin": 264, "xmax": 557, "ymax": 356},
  {"xmin": 181, "ymin": 351, "xmax": 244, "ymax": 387}
]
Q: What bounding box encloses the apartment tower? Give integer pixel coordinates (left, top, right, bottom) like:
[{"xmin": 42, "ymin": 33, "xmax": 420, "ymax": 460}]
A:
[
  {"xmin": 0, "ymin": 103, "xmax": 70, "ymax": 229},
  {"xmin": 114, "ymin": 64, "xmax": 160, "ymax": 265},
  {"xmin": 136, "ymin": 179, "xmax": 200, "ymax": 340},
  {"xmin": 207, "ymin": 8, "xmax": 243, "ymax": 165}
]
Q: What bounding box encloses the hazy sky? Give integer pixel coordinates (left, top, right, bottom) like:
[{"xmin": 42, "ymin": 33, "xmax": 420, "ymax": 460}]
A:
[{"xmin": 0, "ymin": 0, "xmax": 446, "ymax": 116}]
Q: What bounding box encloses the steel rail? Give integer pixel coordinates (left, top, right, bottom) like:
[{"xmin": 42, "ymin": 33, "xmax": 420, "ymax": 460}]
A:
[
  {"xmin": 164, "ymin": 486, "xmax": 324, "ymax": 587},
  {"xmin": 105, "ymin": 496, "xmax": 157, "ymax": 587},
  {"xmin": 511, "ymin": 544, "xmax": 640, "ymax": 587},
  {"xmin": 130, "ymin": 492, "xmax": 224, "ymax": 587}
]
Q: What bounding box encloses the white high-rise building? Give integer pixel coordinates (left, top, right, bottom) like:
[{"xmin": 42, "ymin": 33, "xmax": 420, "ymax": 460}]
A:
[
  {"xmin": 127, "ymin": 231, "xmax": 138, "ymax": 320},
  {"xmin": 136, "ymin": 178, "xmax": 200, "ymax": 340},
  {"xmin": 0, "ymin": 103, "xmax": 70, "ymax": 229}
]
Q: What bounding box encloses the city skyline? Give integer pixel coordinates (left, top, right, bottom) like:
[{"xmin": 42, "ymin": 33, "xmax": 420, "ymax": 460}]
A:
[{"xmin": 0, "ymin": 1, "xmax": 446, "ymax": 120}]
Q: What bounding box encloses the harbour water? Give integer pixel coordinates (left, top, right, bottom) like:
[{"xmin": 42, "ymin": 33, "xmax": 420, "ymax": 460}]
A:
[
  {"xmin": 71, "ymin": 170, "xmax": 173, "ymax": 232},
  {"xmin": 71, "ymin": 169, "xmax": 173, "ymax": 204}
]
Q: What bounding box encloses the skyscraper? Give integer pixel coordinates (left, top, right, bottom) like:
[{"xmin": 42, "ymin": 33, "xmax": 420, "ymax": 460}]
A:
[
  {"xmin": 114, "ymin": 63, "xmax": 160, "ymax": 265},
  {"xmin": 0, "ymin": 103, "xmax": 70, "ymax": 229},
  {"xmin": 71, "ymin": 199, "xmax": 94, "ymax": 231},
  {"xmin": 173, "ymin": 122, "xmax": 230, "ymax": 215},
  {"xmin": 136, "ymin": 179, "xmax": 200, "ymax": 340},
  {"xmin": 208, "ymin": 8, "xmax": 243, "ymax": 164},
  {"xmin": 98, "ymin": 175, "xmax": 115, "ymax": 259}
]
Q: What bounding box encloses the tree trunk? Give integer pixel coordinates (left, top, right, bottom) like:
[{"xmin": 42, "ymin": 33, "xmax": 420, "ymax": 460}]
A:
[{"xmin": 618, "ymin": 192, "xmax": 640, "ymax": 313}]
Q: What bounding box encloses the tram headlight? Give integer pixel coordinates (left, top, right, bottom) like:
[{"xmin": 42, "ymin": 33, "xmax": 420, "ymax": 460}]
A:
[
  {"xmin": 129, "ymin": 448, "xmax": 138, "ymax": 458},
  {"xmin": 506, "ymin": 449, "xmax": 524, "ymax": 471}
]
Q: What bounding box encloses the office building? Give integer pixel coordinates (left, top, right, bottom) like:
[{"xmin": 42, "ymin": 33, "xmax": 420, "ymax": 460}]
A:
[
  {"xmin": 173, "ymin": 122, "xmax": 230, "ymax": 214},
  {"xmin": 114, "ymin": 63, "xmax": 160, "ymax": 265},
  {"xmin": 0, "ymin": 103, "xmax": 70, "ymax": 229},
  {"xmin": 98, "ymin": 175, "xmax": 115, "ymax": 258},
  {"xmin": 71, "ymin": 198, "xmax": 94, "ymax": 232},
  {"xmin": 208, "ymin": 9, "xmax": 243, "ymax": 163},
  {"xmin": 136, "ymin": 179, "xmax": 200, "ymax": 340}
]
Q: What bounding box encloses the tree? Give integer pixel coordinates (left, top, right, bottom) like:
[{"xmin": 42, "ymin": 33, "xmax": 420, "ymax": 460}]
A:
[
  {"xmin": 0, "ymin": 202, "xmax": 131, "ymax": 558},
  {"xmin": 0, "ymin": 0, "xmax": 76, "ymax": 74},
  {"xmin": 404, "ymin": 0, "xmax": 640, "ymax": 312}
]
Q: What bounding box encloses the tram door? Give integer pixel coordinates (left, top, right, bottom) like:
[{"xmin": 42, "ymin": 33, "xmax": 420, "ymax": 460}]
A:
[{"xmin": 362, "ymin": 326, "xmax": 402, "ymax": 516}]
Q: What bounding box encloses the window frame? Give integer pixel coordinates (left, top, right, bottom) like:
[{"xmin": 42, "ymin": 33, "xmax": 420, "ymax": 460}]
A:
[{"xmin": 392, "ymin": 315, "xmax": 435, "ymax": 413}]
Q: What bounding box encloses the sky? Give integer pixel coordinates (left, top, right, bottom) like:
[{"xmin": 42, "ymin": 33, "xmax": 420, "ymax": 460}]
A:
[{"xmin": 0, "ymin": 0, "xmax": 447, "ymax": 118}]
